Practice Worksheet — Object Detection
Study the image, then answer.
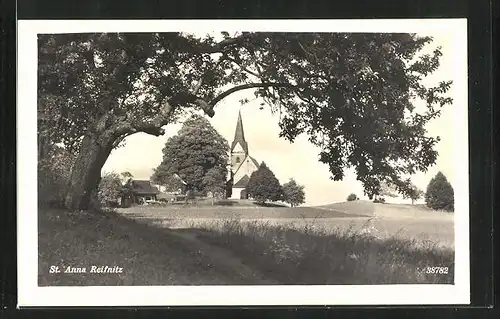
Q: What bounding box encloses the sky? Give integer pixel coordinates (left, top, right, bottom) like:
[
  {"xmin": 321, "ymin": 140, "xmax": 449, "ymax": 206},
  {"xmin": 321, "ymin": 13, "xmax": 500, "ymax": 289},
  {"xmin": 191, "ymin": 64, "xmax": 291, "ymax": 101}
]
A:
[{"xmin": 102, "ymin": 31, "xmax": 467, "ymax": 206}]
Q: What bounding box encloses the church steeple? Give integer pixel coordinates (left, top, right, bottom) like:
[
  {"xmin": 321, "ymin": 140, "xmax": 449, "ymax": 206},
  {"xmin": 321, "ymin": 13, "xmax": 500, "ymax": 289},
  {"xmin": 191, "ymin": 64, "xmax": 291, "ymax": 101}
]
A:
[
  {"xmin": 227, "ymin": 110, "xmax": 261, "ymax": 199},
  {"xmin": 231, "ymin": 110, "xmax": 248, "ymax": 155}
]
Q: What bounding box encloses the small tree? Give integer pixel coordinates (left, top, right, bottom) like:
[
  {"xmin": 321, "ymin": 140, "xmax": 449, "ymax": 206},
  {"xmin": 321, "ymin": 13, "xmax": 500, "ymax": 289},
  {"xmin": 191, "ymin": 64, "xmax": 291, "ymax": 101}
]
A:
[
  {"xmin": 120, "ymin": 171, "xmax": 133, "ymax": 184},
  {"xmin": 404, "ymin": 183, "xmax": 424, "ymax": 205},
  {"xmin": 425, "ymin": 172, "xmax": 454, "ymax": 211},
  {"xmin": 97, "ymin": 172, "xmax": 123, "ymax": 207},
  {"xmin": 282, "ymin": 178, "xmax": 306, "ymax": 207},
  {"xmin": 246, "ymin": 162, "xmax": 282, "ymax": 204},
  {"xmin": 347, "ymin": 193, "xmax": 358, "ymax": 201},
  {"xmin": 202, "ymin": 167, "xmax": 227, "ymax": 205}
]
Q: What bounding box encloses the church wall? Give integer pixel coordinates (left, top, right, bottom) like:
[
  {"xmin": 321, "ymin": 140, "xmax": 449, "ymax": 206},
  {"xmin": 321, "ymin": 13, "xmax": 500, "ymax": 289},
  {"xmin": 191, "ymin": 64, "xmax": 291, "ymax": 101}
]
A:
[
  {"xmin": 231, "ymin": 143, "xmax": 246, "ymax": 172},
  {"xmin": 230, "ymin": 187, "xmax": 247, "ymax": 200},
  {"xmin": 233, "ymin": 156, "xmax": 259, "ymax": 182}
]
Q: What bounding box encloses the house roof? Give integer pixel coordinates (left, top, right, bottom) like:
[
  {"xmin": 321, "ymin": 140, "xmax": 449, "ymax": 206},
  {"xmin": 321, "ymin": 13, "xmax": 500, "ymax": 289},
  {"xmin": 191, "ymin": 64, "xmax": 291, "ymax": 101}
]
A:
[
  {"xmin": 233, "ymin": 174, "xmax": 251, "ymax": 188},
  {"xmin": 130, "ymin": 180, "xmax": 159, "ymax": 195}
]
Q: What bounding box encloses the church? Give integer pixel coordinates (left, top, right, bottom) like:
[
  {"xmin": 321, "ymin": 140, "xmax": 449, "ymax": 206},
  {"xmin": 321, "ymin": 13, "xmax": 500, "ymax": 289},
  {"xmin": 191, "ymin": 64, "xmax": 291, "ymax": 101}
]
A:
[{"xmin": 226, "ymin": 111, "xmax": 260, "ymax": 199}]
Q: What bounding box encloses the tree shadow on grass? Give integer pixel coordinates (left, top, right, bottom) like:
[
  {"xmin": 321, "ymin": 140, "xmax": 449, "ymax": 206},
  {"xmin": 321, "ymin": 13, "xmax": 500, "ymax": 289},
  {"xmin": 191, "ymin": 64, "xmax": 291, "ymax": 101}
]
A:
[
  {"xmin": 253, "ymin": 202, "xmax": 287, "ymax": 208},
  {"xmin": 214, "ymin": 200, "xmax": 239, "ymax": 206}
]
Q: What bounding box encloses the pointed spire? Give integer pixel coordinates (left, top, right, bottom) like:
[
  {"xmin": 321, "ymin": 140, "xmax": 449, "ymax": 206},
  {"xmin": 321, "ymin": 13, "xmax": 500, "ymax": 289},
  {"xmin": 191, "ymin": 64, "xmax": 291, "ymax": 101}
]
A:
[
  {"xmin": 231, "ymin": 110, "xmax": 249, "ymax": 154},
  {"xmin": 234, "ymin": 110, "xmax": 245, "ymax": 141}
]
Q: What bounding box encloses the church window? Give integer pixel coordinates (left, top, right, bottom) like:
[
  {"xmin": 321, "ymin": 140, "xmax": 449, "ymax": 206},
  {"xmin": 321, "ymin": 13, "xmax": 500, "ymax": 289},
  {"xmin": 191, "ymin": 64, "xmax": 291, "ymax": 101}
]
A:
[{"xmin": 236, "ymin": 157, "xmax": 240, "ymax": 163}]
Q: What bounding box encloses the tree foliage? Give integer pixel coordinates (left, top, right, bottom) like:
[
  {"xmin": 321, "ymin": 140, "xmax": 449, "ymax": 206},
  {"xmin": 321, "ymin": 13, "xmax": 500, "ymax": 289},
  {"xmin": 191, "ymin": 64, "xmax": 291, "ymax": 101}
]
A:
[
  {"xmin": 202, "ymin": 167, "xmax": 227, "ymax": 204},
  {"xmin": 152, "ymin": 114, "xmax": 229, "ymax": 192},
  {"xmin": 155, "ymin": 173, "xmax": 186, "ymax": 193},
  {"xmin": 119, "ymin": 171, "xmax": 133, "ymax": 184},
  {"xmin": 347, "ymin": 193, "xmax": 358, "ymax": 201},
  {"xmin": 379, "ymin": 181, "xmax": 398, "ymax": 199},
  {"xmin": 404, "ymin": 183, "xmax": 424, "ymax": 205},
  {"xmin": 38, "ymin": 32, "xmax": 452, "ymax": 210},
  {"xmin": 282, "ymin": 178, "xmax": 306, "ymax": 207},
  {"xmin": 97, "ymin": 172, "xmax": 123, "ymax": 207},
  {"xmin": 425, "ymin": 172, "xmax": 454, "ymax": 211},
  {"xmin": 38, "ymin": 144, "xmax": 76, "ymax": 208},
  {"xmin": 246, "ymin": 162, "xmax": 282, "ymax": 203}
]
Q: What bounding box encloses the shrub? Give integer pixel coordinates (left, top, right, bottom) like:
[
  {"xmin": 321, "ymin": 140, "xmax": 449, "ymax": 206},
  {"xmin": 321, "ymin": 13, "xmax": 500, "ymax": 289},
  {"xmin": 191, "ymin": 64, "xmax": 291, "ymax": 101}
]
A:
[
  {"xmin": 425, "ymin": 172, "xmax": 454, "ymax": 211},
  {"xmin": 97, "ymin": 172, "xmax": 123, "ymax": 207},
  {"xmin": 347, "ymin": 193, "xmax": 358, "ymax": 201},
  {"xmin": 373, "ymin": 197, "xmax": 386, "ymax": 204}
]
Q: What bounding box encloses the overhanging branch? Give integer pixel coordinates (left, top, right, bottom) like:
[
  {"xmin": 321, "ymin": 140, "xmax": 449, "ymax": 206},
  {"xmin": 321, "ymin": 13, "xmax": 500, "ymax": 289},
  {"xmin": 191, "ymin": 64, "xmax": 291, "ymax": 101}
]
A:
[
  {"xmin": 105, "ymin": 98, "xmax": 175, "ymax": 139},
  {"xmin": 201, "ymin": 33, "xmax": 257, "ymax": 53},
  {"xmin": 209, "ymin": 82, "xmax": 295, "ymax": 107}
]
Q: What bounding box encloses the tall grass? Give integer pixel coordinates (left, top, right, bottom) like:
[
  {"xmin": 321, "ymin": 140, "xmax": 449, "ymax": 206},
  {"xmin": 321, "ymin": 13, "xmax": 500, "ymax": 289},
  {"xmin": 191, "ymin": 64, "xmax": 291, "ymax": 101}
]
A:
[{"xmin": 170, "ymin": 216, "xmax": 454, "ymax": 285}]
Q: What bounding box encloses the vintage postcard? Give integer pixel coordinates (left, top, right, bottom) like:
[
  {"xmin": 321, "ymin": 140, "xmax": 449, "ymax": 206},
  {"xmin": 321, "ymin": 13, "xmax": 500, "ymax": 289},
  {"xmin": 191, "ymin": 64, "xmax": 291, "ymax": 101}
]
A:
[{"xmin": 17, "ymin": 19, "xmax": 469, "ymax": 306}]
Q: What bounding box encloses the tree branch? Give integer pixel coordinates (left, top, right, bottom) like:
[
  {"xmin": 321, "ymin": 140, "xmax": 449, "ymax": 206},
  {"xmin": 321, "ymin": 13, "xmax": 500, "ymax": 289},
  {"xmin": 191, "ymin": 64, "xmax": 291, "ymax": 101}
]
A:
[
  {"xmin": 203, "ymin": 33, "xmax": 256, "ymax": 53},
  {"xmin": 226, "ymin": 56, "xmax": 261, "ymax": 78},
  {"xmin": 104, "ymin": 97, "xmax": 175, "ymax": 139},
  {"xmin": 209, "ymin": 82, "xmax": 295, "ymax": 107}
]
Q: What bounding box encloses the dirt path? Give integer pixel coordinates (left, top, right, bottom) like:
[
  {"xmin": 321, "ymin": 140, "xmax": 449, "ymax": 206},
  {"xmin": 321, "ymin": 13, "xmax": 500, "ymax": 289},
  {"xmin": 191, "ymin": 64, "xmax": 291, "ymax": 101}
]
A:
[
  {"xmin": 119, "ymin": 211, "xmax": 277, "ymax": 285},
  {"xmin": 168, "ymin": 229, "xmax": 278, "ymax": 284}
]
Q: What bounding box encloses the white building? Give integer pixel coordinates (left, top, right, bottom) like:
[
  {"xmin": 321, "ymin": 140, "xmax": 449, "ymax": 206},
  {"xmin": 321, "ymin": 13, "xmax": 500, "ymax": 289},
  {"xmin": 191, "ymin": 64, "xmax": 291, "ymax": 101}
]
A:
[{"xmin": 227, "ymin": 111, "xmax": 260, "ymax": 199}]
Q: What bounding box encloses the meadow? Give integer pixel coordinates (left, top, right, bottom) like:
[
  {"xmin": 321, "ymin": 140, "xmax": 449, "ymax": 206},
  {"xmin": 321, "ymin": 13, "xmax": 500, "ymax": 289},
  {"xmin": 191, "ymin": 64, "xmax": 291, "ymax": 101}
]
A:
[
  {"xmin": 117, "ymin": 201, "xmax": 455, "ymax": 285},
  {"xmin": 38, "ymin": 200, "xmax": 454, "ymax": 286}
]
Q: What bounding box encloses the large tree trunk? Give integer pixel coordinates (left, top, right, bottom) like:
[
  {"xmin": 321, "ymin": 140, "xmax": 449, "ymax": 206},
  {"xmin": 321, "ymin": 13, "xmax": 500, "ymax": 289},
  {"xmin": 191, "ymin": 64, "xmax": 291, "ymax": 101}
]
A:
[{"xmin": 64, "ymin": 135, "xmax": 114, "ymax": 211}]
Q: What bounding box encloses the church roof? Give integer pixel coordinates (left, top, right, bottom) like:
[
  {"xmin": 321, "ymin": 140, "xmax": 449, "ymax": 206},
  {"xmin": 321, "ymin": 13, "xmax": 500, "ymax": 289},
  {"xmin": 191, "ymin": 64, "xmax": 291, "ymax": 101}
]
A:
[
  {"xmin": 249, "ymin": 156, "xmax": 260, "ymax": 168},
  {"xmin": 233, "ymin": 174, "xmax": 251, "ymax": 188},
  {"xmin": 233, "ymin": 155, "xmax": 260, "ymax": 176},
  {"xmin": 231, "ymin": 111, "xmax": 249, "ymax": 154}
]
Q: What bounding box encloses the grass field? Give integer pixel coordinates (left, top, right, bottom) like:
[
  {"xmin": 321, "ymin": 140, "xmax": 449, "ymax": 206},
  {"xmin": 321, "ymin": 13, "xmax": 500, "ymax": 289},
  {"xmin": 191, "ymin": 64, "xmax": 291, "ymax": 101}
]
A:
[
  {"xmin": 38, "ymin": 200, "xmax": 454, "ymax": 286},
  {"xmin": 38, "ymin": 208, "xmax": 273, "ymax": 285},
  {"xmin": 118, "ymin": 201, "xmax": 454, "ymax": 249}
]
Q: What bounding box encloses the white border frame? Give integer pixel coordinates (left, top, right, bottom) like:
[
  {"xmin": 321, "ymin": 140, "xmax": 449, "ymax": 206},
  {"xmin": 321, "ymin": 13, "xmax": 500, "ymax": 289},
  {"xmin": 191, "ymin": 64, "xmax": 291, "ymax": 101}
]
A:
[{"xmin": 17, "ymin": 19, "xmax": 469, "ymax": 307}]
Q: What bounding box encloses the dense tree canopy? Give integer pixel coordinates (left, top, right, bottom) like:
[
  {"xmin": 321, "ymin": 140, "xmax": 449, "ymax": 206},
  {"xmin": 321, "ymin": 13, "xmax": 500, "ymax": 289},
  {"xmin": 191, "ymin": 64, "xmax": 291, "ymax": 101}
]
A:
[
  {"xmin": 202, "ymin": 167, "xmax": 227, "ymax": 204},
  {"xmin": 246, "ymin": 162, "xmax": 283, "ymax": 204},
  {"xmin": 425, "ymin": 171, "xmax": 454, "ymax": 211},
  {"xmin": 282, "ymin": 178, "xmax": 306, "ymax": 207},
  {"xmin": 38, "ymin": 144, "xmax": 76, "ymax": 208},
  {"xmin": 152, "ymin": 114, "xmax": 229, "ymax": 192},
  {"xmin": 38, "ymin": 32, "xmax": 452, "ymax": 210}
]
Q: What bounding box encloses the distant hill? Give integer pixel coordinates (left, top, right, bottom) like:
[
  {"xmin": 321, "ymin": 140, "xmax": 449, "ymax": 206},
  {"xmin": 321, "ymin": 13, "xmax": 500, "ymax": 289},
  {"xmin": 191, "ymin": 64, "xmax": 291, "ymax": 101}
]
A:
[
  {"xmin": 372, "ymin": 202, "xmax": 454, "ymax": 220},
  {"xmin": 315, "ymin": 200, "xmax": 453, "ymax": 220},
  {"xmin": 316, "ymin": 200, "xmax": 375, "ymax": 217}
]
